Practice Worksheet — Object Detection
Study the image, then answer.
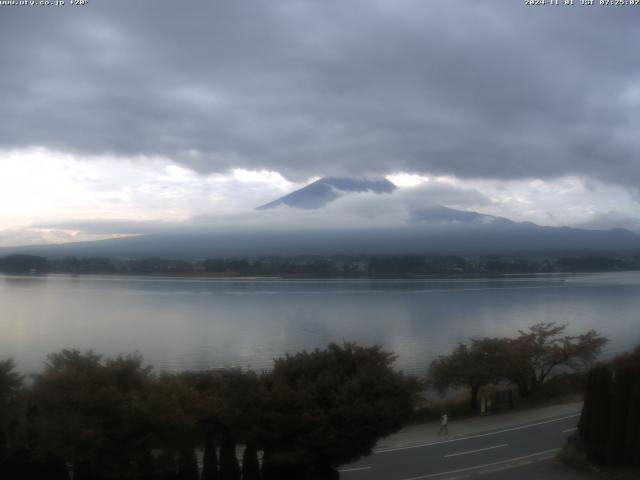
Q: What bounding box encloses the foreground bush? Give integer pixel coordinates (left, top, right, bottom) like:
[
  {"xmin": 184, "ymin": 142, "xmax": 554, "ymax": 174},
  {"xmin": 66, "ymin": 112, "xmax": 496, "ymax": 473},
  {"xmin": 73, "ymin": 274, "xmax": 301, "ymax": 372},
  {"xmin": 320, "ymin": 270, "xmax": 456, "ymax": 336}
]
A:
[
  {"xmin": 575, "ymin": 346, "xmax": 640, "ymax": 467},
  {"xmin": 260, "ymin": 344, "xmax": 419, "ymax": 478},
  {"xmin": 0, "ymin": 343, "xmax": 419, "ymax": 480}
]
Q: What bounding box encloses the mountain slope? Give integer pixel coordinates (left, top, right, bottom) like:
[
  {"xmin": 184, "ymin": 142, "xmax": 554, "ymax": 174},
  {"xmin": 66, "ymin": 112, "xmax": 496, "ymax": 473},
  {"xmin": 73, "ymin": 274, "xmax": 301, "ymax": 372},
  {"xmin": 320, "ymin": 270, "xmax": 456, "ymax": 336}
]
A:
[
  {"xmin": 409, "ymin": 205, "xmax": 515, "ymax": 226},
  {"xmin": 2, "ymin": 216, "xmax": 638, "ymax": 259},
  {"xmin": 257, "ymin": 177, "xmax": 396, "ymax": 210}
]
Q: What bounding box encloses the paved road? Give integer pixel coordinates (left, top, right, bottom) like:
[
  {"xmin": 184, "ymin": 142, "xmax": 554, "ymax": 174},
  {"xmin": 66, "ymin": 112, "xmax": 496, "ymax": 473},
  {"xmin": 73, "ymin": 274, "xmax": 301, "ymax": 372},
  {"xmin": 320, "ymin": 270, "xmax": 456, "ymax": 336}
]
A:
[{"xmin": 339, "ymin": 412, "xmax": 583, "ymax": 480}]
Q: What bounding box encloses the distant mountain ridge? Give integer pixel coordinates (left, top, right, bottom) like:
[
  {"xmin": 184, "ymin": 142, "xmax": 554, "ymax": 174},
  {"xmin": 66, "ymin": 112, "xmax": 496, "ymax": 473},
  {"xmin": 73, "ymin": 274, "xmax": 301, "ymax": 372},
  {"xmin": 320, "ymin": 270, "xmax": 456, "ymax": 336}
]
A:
[
  {"xmin": 257, "ymin": 177, "xmax": 396, "ymax": 210},
  {"xmin": 2, "ymin": 218, "xmax": 638, "ymax": 259},
  {"xmin": 2, "ymin": 176, "xmax": 639, "ymax": 259},
  {"xmin": 409, "ymin": 205, "xmax": 515, "ymax": 226}
]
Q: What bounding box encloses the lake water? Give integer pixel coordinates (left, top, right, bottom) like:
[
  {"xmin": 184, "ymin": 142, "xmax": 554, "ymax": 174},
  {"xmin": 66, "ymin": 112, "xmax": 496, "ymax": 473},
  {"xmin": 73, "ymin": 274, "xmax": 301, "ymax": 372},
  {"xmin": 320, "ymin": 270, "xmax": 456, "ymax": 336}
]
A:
[{"xmin": 1, "ymin": 272, "xmax": 639, "ymax": 375}]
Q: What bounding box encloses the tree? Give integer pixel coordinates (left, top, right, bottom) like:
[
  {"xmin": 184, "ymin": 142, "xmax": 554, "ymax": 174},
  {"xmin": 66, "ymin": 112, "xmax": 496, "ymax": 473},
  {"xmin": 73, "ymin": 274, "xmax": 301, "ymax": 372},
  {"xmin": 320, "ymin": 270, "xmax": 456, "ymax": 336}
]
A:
[
  {"xmin": 260, "ymin": 343, "xmax": 419, "ymax": 478},
  {"xmin": 0, "ymin": 359, "xmax": 25, "ymax": 478},
  {"xmin": 144, "ymin": 372, "xmax": 202, "ymax": 470},
  {"xmin": 577, "ymin": 365, "xmax": 612, "ymax": 464},
  {"xmin": 30, "ymin": 350, "xmax": 157, "ymax": 480},
  {"xmin": 201, "ymin": 430, "xmax": 219, "ymax": 480},
  {"xmin": 155, "ymin": 449, "xmax": 178, "ymax": 480},
  {"xmin": 577, "ymin": 346, "xmax": 640, "ymax": 467},
  {"xmin": 219, "ymin": 434, "xmax": 240, "ymax": 480},
  {"xmin": 241, "ymin": 444, "xmax": 260, "ymax": 480},
  {"xmin": 182, "ymin": 369, "xmax": 263, "ymax": 480},
  {"xmin": 177, "ymin": 448, "xmax": 199, "ymax": 480},
  {"xmin": 0, "ymin": 359, "xmax": 23, "ymax": 452},
  {"xmin": 428, "ymin": 338, "xmax": 511, "ymax": 412},
  {"xmin": 608, "ymin": 346, "xmax": 640, "ymax": 466},
  {"xmin": 0, "ymin": 255, "xmax": 49, "ymax": 273},
  {"xmin": 182, "ymin": 369, "xmax": 264, "ymax": 445},
  {"xmin": 506, "ymin": 323, "xmax": 607, "ymax": 398},
  {"xmin": 0, "ymin": 360, "xmax": 22, "ymax": 398}
]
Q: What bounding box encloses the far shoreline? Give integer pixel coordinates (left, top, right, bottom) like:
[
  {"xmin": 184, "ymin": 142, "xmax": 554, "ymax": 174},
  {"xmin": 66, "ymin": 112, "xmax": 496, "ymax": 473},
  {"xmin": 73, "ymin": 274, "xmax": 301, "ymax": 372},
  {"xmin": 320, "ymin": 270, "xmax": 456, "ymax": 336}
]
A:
[{"xmin": 1, "ymin": 270, "xmax": 638, "ymax": 280}]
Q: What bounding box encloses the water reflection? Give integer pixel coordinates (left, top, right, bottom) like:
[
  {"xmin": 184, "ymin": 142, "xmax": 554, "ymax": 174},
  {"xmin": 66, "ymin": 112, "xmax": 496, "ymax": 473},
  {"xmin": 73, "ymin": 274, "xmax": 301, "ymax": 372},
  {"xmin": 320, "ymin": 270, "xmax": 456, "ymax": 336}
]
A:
[{"xmin": 1, "ymin": 272, "xmax": 639, "ymax": 374}]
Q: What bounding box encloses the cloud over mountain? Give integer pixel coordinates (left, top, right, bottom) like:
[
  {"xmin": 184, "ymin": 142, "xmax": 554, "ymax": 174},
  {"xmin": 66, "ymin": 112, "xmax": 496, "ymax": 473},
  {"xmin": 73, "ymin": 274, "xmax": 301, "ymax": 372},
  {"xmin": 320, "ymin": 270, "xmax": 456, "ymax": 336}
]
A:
[
  {"xmin": 1, "ymin": 1, "xmax": 640, "ymax": 188},
  {"xmin": 2, "ymin": 3, "xmax": 640, "ymax": 245}
]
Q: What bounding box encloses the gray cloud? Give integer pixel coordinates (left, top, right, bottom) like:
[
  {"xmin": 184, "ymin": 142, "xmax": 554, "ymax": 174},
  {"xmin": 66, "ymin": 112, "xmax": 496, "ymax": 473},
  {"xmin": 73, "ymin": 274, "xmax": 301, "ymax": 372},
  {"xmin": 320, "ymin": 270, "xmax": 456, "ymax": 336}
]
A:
[
  {"xmin": 577, "ymin": 212, "xmax": 640, "ymax": 232},
  {"xmin": 33, "ymin": 182, "xmax": 491, "ymax": 236},
  {"xmin": 1, "ymin": 1, "xmax": 639, "ymax": 186}
]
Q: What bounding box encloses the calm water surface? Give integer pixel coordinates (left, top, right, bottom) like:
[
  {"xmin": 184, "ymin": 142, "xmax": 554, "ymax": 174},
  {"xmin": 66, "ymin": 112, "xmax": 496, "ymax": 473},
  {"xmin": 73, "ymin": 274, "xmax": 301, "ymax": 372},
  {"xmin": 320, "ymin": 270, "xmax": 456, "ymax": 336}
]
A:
[{"xmin": 1, "ymin": 272, "xmax": 639, "ymax": 374}]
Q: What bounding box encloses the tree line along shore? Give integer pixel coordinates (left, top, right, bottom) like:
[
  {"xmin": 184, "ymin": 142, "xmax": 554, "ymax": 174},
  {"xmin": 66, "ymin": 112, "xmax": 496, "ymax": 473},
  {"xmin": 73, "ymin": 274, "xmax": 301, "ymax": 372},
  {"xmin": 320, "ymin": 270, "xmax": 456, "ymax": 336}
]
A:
[{"xmin": 2, "ymin": 253, "xmax": 640, "ymax": 277}]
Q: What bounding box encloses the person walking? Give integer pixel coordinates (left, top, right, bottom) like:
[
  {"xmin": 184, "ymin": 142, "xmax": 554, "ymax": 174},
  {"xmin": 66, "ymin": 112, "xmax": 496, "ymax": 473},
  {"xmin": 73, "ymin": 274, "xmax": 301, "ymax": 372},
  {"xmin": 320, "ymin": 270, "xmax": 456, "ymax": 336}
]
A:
[{"xmin": 438, "ymin": 412, "xmax": 448, "ymax": 435}]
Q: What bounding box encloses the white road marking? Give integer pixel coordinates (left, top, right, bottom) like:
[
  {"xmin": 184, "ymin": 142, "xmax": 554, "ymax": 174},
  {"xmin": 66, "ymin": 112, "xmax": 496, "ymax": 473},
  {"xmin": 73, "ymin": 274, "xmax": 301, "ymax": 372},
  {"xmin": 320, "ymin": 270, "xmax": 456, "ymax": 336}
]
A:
[
  {"xmin": 535, "ymin": 453, "xmax": 559, "ymax": 462},
  {"xmin": 479, "ymin": 452, "xmax": 563, "ymax": 476},
  {"xmin": 444, "ymin": 443, "xmax": 508, "ymax": 458},
  {"xmin": 338, "ymin": 466, "xmax": 372, "ymax": 473},
  {"xmin": 376, "ymin": 413, "xmax": 580, "ymax": 454},
  {"xmin": 398, "ymin": 448, "xmax": 561, "ymax": 480},
  {"xmin": 562, "ymin": 427, "xmax": 577, "ymax": 433}
]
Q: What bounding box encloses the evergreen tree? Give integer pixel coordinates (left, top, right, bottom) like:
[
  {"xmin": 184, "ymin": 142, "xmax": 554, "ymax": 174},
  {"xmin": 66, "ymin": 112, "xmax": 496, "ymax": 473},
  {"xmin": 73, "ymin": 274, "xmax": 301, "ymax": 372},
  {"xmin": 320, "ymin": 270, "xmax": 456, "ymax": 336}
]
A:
[
  {"xmin": 136, "ymin": 451, "xmax": 158, "ymax": 480},
  {"xmin": 156, "ymin": 449, "xmax": 178, "ymax": 480},
  {"xmin": 177, "ymin": 448, "xmax": 199, "ymax": 480},
  {"xmin": 578, "ymin": 365, "xmax": 603, "ymax": 445},
  {"xmin": 0, "ymin": 359, "xmax": 22, "ymax": 465},
  {"xmin": 581, "ymin": 365, "xmax": 612, "ymax": 464},
  {"xmin": 611, "ymin": 346, "xmax": 640, "ymax": 465},
  {"xmin": 241, "ymin": 443, "xmax": 260, "ymax": 480},
  {"xmin": 577, "ymin": 346, "xmax": 640, "ymax": 467},
  {"xmin": 36, "ymin": 454, "xmax": 70, "ymax": 480},
  {"xmin": 627, "ymin": 373, "xmax": 640, "ymax": 466},
  {"xmin": 219, "ymin": 435, "xmax": 240, "ymax": 480},
  {"xmin": 73, "ymin": 461, "xmax": 95, "ymax": 480},
  {"xmin": 606, "ymin": 366, "xmax": 633, "ymax": 464},
  {"xmin": 1, "ymin": 447, "xmax": 38, "ymax": 480},
  {"xmin": 201, "ymin": 430, "xmax": 219, "ymax": 480}
]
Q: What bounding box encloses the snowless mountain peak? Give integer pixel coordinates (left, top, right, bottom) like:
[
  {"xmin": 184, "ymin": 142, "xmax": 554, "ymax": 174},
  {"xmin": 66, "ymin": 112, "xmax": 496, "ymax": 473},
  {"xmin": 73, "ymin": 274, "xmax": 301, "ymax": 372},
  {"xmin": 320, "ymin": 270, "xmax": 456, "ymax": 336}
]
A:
[{"xmin": 257, "ymin": 177, "xmax": 396, "ymax": 210}]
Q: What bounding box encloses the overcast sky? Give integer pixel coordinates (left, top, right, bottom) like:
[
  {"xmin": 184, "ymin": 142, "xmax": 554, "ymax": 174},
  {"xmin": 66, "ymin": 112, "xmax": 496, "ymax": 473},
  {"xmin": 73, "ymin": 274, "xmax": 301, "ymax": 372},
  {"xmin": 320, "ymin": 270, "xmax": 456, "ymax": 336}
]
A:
[{"xmin": 1, "ymin": 1, "xmax": 639, "ymax": 245}]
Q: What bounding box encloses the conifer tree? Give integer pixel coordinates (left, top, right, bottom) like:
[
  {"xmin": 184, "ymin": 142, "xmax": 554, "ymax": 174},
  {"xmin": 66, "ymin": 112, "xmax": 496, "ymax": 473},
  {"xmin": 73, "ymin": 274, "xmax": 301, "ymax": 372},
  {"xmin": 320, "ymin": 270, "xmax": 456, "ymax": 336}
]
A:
[
  {"xmin": 0, "ymin": 359, "xmax": 22, "ymax": 467},
  {"xmin": 611, "ymin": 347, "xmax": 640, "ymax": 465},
  {"xmin": 177, "ymin": 448, "xmax": 199, "ymax": 480},
  {"xmin": 241, "ymin": 443, "xmax": 260, "ymax": 480},
  {"xmin": 582, "ymin": 365, "xmax": 612, "ymax": 464},
  {"xmin": 219, "ymin": 435, "xmax": 240, "ymax": 480},
  {"xmin": 202, "ymin": 430, "xmax": 219, "ymax": 480},
  {"xmin": 578, "ymin": 346, "xmax": 640, "ymax": 466},
  {"xmin": 606, "ymin": 367, "xmax": 633, "ymax": 464},
  {"xmin": 156, "ymin": 449, "xmax": 179, "ymax": 480},
  {"xmin": 626, "ymin": 374, "xmax": 640, "ymax": 465}
]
